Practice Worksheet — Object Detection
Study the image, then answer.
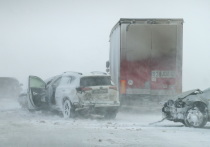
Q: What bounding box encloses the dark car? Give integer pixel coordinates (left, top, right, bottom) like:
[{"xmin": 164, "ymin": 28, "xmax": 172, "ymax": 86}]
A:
[
  {"xmin": 162, "ymin": 88, "xmax": 210, "ymax": 128},
  {"xmin": 0, "ymin": 77, "xmax": 21, "ymax": 98}
]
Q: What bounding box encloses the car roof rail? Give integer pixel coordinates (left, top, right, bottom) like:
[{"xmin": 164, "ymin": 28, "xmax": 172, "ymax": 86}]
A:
[{"xmin": 63, "ymin": 71, "xmax": 83, "ymax": 75}]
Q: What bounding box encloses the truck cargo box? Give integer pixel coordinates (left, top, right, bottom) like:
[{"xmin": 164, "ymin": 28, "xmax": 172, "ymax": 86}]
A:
[{"xmin": 108, "ymin": 18, "xmax": 183, "ymax": 104}]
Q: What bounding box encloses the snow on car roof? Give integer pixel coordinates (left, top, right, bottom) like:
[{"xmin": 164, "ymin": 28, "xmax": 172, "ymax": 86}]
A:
[
  {"xmin": 81, "ymin": 72, "xmax": 110, "ymax": 78},
  {"xmin": 90, "ymin": 71, "xmax": 108, "ymax": 75},
  {"xmin": 63, "ymin": 71, "xmax": 82, "ymax": 75},
  {"xmin": 62, "ymin": 72, "xmax": 83, "ymax": 78},
  {"xmin": 46, "ymin": 72, "xmax": 110, "ymax": 81},
  {"xmin": 81, "ymin": 74, "xmax": 110, "ymax": 78}
]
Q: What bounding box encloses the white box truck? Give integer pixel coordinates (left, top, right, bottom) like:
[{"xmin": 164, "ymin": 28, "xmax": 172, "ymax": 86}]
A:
[{"xmin": 107, "ymin": 18, "xmax": 183, "ymax": 105}]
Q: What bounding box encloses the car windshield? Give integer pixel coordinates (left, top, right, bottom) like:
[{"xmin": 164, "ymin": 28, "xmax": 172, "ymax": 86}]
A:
[{"xmin": 80, "ymin": 76, "xmax": 111, "ymax": 87}]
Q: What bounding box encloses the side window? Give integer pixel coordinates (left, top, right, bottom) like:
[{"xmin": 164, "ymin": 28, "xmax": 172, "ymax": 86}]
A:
[
  {"xmin": 52, "ymin": 77, "xmax": 61, "ymax": 87},
  {"xmin": 29, "ymin": 76, "xmax": 45, "ymax": 88},
  {"xmin": 60, "ymin": 76, "xmax": 74, "ymax": 86}
]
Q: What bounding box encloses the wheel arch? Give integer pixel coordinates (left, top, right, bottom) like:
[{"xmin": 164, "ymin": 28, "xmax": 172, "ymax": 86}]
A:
[
  {"xmin": 62, "ymin": 97, "xmax": 74, "ymax": 108},
  {"xmin": 62, "ymin": 97, "xmax": 76, "ymax": 118},
  {"xmin": 191, "ymin": 101, "xmax": 208, "ymax": 111}
]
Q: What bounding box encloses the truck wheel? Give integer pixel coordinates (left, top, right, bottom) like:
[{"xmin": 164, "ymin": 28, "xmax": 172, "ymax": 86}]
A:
[
  {"xmin": 184, "ymin": 104, "xmax": 208, "ymax": 128},
  {"xmin": 63, "ymin": 99, "xmax": 75, "ymax": 118}
]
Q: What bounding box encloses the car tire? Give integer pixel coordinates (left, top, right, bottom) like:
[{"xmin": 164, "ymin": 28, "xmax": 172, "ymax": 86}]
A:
[
  {"xmin": 184, "ymin": 103, "xmax": 208, "ymax": 128},
  {"xmin": 62, "ymin": 99, "xmax": 75, "ymax": 118},
  {"xmin": 104, "ymin": 110, "xmax": 117, "ymax": 119},
  {"xmin": 18, "ymin": 94, "xmax": 29, "ymax": 109},
  {"xmin": 181, "ymin": 120, "xmax": 188, "ymax": 127},
  {"xmin": 63, "ymin": 99, "xmax": 71, "ymax": 118}
]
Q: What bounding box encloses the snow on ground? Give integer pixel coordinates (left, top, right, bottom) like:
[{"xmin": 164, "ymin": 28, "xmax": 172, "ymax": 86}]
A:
[{"xmin": 0, "ymin": 98, "xmax": 210, "ymax": 147}]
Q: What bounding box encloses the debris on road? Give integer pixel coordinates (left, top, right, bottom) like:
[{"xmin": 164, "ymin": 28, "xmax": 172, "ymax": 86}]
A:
[{"xmin": 149, "ymin": 117, "xmax": 166, "ymax": 125}]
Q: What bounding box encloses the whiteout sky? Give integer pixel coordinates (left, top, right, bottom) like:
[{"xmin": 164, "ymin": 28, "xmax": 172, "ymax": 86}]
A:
[{"xmin": 0, "ymin": 0, "xmax": 210, "ymax": 91}]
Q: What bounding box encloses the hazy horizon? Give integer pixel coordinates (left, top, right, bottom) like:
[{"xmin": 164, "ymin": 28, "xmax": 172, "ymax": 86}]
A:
[{"xmin": 0, "ymin": 0, "xmax": 210, "ymax": 91}]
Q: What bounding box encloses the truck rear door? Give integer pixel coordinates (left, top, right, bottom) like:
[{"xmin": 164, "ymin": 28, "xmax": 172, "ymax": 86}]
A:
[
  {"xmin": 150, "ymin": 24, "xmax": 177, "ymax": 95},
  {"xmin": 120, "ymin": 20, "xmax": 182, "ymax": 96},
  {"xmin": 121, "ymin": 24, "xmax": 151, "ymax": 95}
]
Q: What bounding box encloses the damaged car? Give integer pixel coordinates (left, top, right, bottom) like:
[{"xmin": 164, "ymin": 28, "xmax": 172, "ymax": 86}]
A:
[
  {"xmin": 0, "ymin": 77, "xmax": 22, "ymax": 98},
  {"xmin": 19, "ymin": 72, "xmax": 120, "ymax": 119},
  {"xmin": 162, "ymin": 88, "xmax": 210, "ymax": 128}
]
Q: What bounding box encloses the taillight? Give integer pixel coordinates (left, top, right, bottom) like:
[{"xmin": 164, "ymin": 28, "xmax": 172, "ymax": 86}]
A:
[
  {"xmin": 120, "ymin": 80, "xmax": 126, "ymax": 94},
  {"xmin": 76, "ymin": 87, "xmax": 92, "ymax": 92},
  {"xmin": 109, "ymin": 86, "xmax": 117, "ymax": 90}
]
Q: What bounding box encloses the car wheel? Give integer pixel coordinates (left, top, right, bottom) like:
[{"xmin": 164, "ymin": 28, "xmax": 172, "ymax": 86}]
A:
[
  {"xmin": 63, "ymin": 99, "xmax": 72, "ymax": 118},
  {"xmin": 184, "ymin": 104, "xmax": 208, "ymax": 128},
  {"xmin": 104, "ymin": 110, "xmax": 117, "ymax": 119},
  {"xmin": 181, "ymin": 120, "xmax": 188, "ymax": 127},
  {"xmin": 18, "ymin": 94, "xmax": 29, "ymax": 109}
]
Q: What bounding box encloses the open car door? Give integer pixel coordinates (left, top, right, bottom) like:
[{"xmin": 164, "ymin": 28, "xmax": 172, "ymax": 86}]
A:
[{"xmin": 28, "ymin": 76, "xmax": 47, "ymax": 110}]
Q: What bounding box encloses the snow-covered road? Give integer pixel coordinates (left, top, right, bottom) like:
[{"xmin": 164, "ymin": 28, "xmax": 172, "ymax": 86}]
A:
[{"xmin": 0, "ymin": 98, "xmax": 210, "ymax": 147}]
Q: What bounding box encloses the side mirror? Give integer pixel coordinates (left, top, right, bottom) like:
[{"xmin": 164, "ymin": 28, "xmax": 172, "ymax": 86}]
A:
[
  {"xmin": 106, "ymin": 68, "xmax": 110, "ymax": 73},
  {"xmin": 106, "ymin": 61, "xmax": 110, "ymax": 68}
]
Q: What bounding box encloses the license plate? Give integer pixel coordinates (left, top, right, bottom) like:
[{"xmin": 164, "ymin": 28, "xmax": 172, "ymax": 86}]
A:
[
  {"xmin": 92, "ymin": 89, "xmax": 108, "ymax": 94},
  {"xmin": 151, "ymin": 70, "xmax": 175, "ymax": 78}
]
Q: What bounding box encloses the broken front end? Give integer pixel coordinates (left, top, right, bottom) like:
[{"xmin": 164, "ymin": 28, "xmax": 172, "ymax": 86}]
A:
[
  {"xmin": 162, "ymin": 99, "xmax": 189, "ymax": 124},
  {"xmin": 162, "ymin": 89, "xmax": 209, "ymax": 128}
]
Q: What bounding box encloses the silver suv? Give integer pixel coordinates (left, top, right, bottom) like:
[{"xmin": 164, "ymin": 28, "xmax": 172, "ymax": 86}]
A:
[{"xmin": 19, "ymin": 72, "xmax": 120, "ymax": 119}]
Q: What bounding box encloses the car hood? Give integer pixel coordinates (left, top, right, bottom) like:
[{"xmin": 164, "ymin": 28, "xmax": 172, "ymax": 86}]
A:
[{"xmin": 171, "ymin": 89, "xmax": 201, "ymax": 100}]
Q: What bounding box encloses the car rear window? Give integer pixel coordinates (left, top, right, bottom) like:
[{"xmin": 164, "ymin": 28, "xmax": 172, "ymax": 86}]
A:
[{"xmin": 80, "ymin": 76, "xmax": 111, "ymax": 87}]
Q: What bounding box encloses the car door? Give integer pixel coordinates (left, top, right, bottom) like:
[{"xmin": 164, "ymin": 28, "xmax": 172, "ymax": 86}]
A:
[
  {"xmin": 28, "ymin": 76, "xmax": 47, "ymax": 109},
  {"xmin": 48, "ymin": 77, "xmax": 62, "ymax": 105},
  {"xmin": 54, "ymin": 76, "xmax": 76, "ymax": 110}
]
